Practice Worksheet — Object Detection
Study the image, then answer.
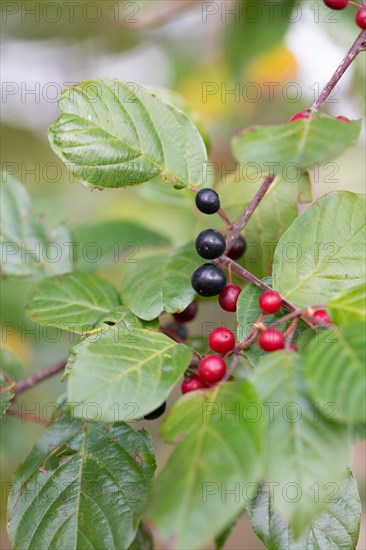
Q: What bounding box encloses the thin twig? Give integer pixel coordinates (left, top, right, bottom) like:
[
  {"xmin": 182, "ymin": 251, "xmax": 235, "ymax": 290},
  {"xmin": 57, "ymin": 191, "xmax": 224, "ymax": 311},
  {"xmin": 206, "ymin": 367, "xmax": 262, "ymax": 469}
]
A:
[
  {"xmin": 284, "ymin": 318, "xmax": 299, "ymax": 349},
  {"xmin": 270, "ymin": 305, "xmax": 326, "ymax": 327},
  {"xmin": 12, "ymin": 359, "xmax": 67, "ymax": 396},
  {"xmin": 160, "ymin": 325, "xmax": 185, "ymax": 344},
  {"xmin": 310, "ymin": 30, "xmax": 366, "ymax": 112},
  {"xmin": 215, "ymin": 255, "xmax": 297, "ymax": 312},
  {"xmin": 217, "ymin": 208, "xmax": 233, "ymax": 226},
  {"xmin": 6, "ymin": 408, "xmax": 49, "ymax": 426},
  {"xmin": 225, "ymin": 174, "xmax": 275, "ymax": 251},
  {"xmin": 221, "ymin": 355, "xmax": 240, "ymax": 382}
]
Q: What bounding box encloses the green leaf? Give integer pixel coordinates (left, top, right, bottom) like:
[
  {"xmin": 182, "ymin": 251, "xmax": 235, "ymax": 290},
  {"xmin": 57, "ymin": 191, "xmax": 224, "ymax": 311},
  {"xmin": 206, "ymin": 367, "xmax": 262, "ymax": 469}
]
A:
[
  {"xmin": 147, "ymin": 381, "xmax": 264, "ymax": 549},
  {"xmin": 147, "ymin": 86, "xmax": 210, "ymax": 153},
  {"xmin": 305, "ymin": 323, "xmax": 366, "ymax": 423},
  {"xmin": 0, "ymin": 347, "xmax": 22, "ymax": 418},
  {"xmin": 48, "ymin": 78, "xmax": 207, "ymax": 190},
  {"xmin": 26, "ymin": 273, "xmax": 121, "ymax": 333},
  {"xmin": 8, "ymin": 417, "xmax": 156, "ymax": 549},
  {"xmin": 214, "ymin": 173, "xmax": 312, "ymax": 278},
  {"xmin": 0, "ymin": 387, "xmax": 14, "ymax": 418},
  {"xmin": 273, "ymin": 192, "xmax": 366, "ymax": 306},
  {"xmin": 67, "ymin": 327, "xmax": 192, "ymax": 421},
  {"xmin": 251, "ymin": 351, "xmax": 351, "ymax": 535},
  {"xmin": 232, "ymin": 115, "xmax": 361, "ymax": 172},
  {"xmin": 0, "ymin": 347, "xmax": 22, "ymax": 382},
  {"xmin": 214, "ymin": 514, "xmax": 241, "ymax": 550},
  {"xmin": 236, "ymin": 280, "xmax": 290, "ymax": 366},
  {"xmin": 72, "ymin": 220, "xmax": 170, "ymax": 272},
  {"xmin": 0, "ymin": 174, "xmax": 73, "ymax": 279},
  {"xmin": 128, "ymin": 524, "xmax": 153, "ymax": 550},
  {"xmin": 120, "ymin": 243, "xmax": 199, "ymax": 321},
  {"xmin": 249, "ymin": 470, "xmax": 361, "ymax": 550},
  {"xmin": 328, "ymin": 284, "xmax": 366, "ymax": 325}
]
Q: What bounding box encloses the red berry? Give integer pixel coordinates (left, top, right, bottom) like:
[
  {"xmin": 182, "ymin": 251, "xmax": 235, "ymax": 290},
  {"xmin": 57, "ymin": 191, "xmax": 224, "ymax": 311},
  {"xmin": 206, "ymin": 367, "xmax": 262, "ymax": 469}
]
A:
[
  {"xmin": 181, "ymin": 376, "xmax": 206, "ymax": 394},
  {"xmin": 355, "ymin": 7, "xmax": 366, "ymax": 29},
  {"xmin": 259, "ymin": 290, "xmax": 282, "ymax": 314},
  {"xmin": 219, "ymin": 284, "xmax": 242, "ymax": 312},
  {"xmin": 336, "ymin": 115, "xmax": 351, "ymax": 123},
  {"xmin": 323, "ymin": 0, "xmax": 348, "ymax": 9},
  {"xmin": 290, "ymin": 111, "xmax": 310, "ymax": 122},
  {"xmin": 198, "ymin": 355, "xmax": 226, "ymax": 383},
  {"xmin": 208, "ymin": 328, "xmax": 236, "ymax": 353},
  {"xmin": 259, "ymin": 329, "xmax": 285, "ymax": 352},
  {"xmin": 313, "ymin": 309, "xmax": 332, "ymax": 325},
  {"xmin": 173, "ymin": 301, "xmax": 198, "ymax": 323}
]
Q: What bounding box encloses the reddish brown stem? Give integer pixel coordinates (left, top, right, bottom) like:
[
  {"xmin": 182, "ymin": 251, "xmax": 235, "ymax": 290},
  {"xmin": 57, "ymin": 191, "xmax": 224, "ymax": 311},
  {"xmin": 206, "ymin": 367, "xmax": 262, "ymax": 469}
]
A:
[
  {"xmin": 7, "ymin": 408, "xmax": 49, "ymax": 426},
  {"xmin": 12, "ymin": 359, "xmax": 67, "ymax": 396},
  {"xmin": 225, "ymin": 174, "xmax": 275, "ymax": 251},
  {"xmin": 216, "ymin": 256, "xmax": 297, "ymax": 312},
  {"xmin": 310, "ymin": 30, "xmax": 366, "ymax": 112}
]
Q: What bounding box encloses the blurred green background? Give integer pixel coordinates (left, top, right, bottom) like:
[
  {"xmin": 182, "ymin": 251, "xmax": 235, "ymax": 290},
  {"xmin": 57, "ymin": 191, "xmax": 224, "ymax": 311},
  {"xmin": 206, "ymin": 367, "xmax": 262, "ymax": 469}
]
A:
[{"xmin": 1, "ymin": 1, "xmax": 365, "ymax": 548}]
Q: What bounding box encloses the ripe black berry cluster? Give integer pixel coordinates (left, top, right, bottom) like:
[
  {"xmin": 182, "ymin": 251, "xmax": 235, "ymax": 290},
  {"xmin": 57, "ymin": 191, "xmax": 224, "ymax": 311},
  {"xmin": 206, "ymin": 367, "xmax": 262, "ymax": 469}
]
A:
[
  {"xmin": 191, "ymin": 188, "xmax": 246, "ymax": 298},
  {"xmin": 323, "ymin": 0, "xmax": 366, "ymax": 29}
]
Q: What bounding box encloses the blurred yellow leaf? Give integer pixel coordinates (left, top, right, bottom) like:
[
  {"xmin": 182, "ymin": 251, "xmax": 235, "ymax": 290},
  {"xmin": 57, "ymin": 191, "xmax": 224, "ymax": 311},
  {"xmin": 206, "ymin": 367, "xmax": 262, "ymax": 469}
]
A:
[{"xmin": 244, "ymin": 45, "xmax": 297, "ymax": 84}]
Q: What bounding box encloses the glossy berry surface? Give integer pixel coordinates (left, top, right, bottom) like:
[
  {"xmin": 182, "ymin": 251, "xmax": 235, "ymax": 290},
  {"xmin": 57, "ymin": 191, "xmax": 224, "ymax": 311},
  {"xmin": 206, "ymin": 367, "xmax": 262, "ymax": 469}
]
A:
[
  {"xmin": 173, "ymin": 301, "xmax": 198, "ymax": 323},
  {"xmin": 313, "ymin": 309, "xmax": 332, "ymax": 325},
  {"xmin": 227, "ymin": 236, "xmax": 246, "ymax": 260},
  {"xmin": 290, "ymin": 111, "xmax": 310, "ymax": 122},
  {"xmin": 336, "ymin": 115, "xmax": 351, "ymax": 122},
  {"xmin": 195, "ymin": 188, "xmax": 220, "ymax": 214},
  {"xmin": 219, "ymin": 284, "xmax": 242, "ymax": 312},
  {"xmin": 191, "ymin": 264, "xmax": 227, "ymax": 297},
  {"xmin": 323, "ymin": 0, "xmax": 348, "ymax": 9},
  {"xmin": 198, "ymin": 355, "xmax": 226, "ymax": 383},
  {"xmin": 181, "ymin": 376, "xmax": 206, "ymax": 394},
  {"xmin": 355, "ymin": 7, "xmax": 366, "ymax": 29},
  {"xmin": 208, "ymin": 328, "xmax": 236, "ymax": 353},
  {"xmin": 259, "ymin": 329, "xmax": 285, "ymax": 352},
  {"xmin": 195, "ymin": 229, "xmax": 226, "ymax": 260},
  {"xmin": 143, "ymin": 401, "xmax": 167, "ymax": 420},
  {"xmin": 259, "ymin": 290, "xmax": 282, "ymax": 314}
]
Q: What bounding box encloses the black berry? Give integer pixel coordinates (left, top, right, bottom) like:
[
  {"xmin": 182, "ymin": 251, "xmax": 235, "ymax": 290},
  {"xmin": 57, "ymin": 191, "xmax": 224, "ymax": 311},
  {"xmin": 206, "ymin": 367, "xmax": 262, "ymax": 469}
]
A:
[
  {"xmin": 143, "ymin": 401, "xmax": 167, "ymax": 420},
  {"xmin": 175, "ymin": 323, "xmax": 188, "ymax": 340},
  {"xmin": 191, "ymin": 264, "xmax": 227, "ymax": 297},
  {"xmin": 227, "ymin": 236, "xmax": 246, "ymax": 260},
  {"xmin": 173, "ymin": 301, "xmax": 198, "ymax": 323},
  {"xmin": 195, "ymin": 188, "xmax": 220, "ymax": 214},
  {"xmin": 195, "ymin": 229, "xmax": 226, "ymax": 260}
]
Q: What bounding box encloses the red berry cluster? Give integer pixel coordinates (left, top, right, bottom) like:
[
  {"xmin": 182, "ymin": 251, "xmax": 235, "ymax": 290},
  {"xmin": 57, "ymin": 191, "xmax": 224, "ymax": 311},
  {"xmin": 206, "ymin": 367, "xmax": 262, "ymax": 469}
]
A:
[
  {"xmin": 179, "ymin": 190, "xmax": 335, "ymax": 394},
  {"xmin": 182, "ymin": 327, "xmax": 236, "ymax": 393},
  {"xmin": 323, "ymin": 0, "xmax": 366, "ymax": 29},
  {"xmin": 257, "ymin": 290, "xmax": 286, "ymax": 351}
]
